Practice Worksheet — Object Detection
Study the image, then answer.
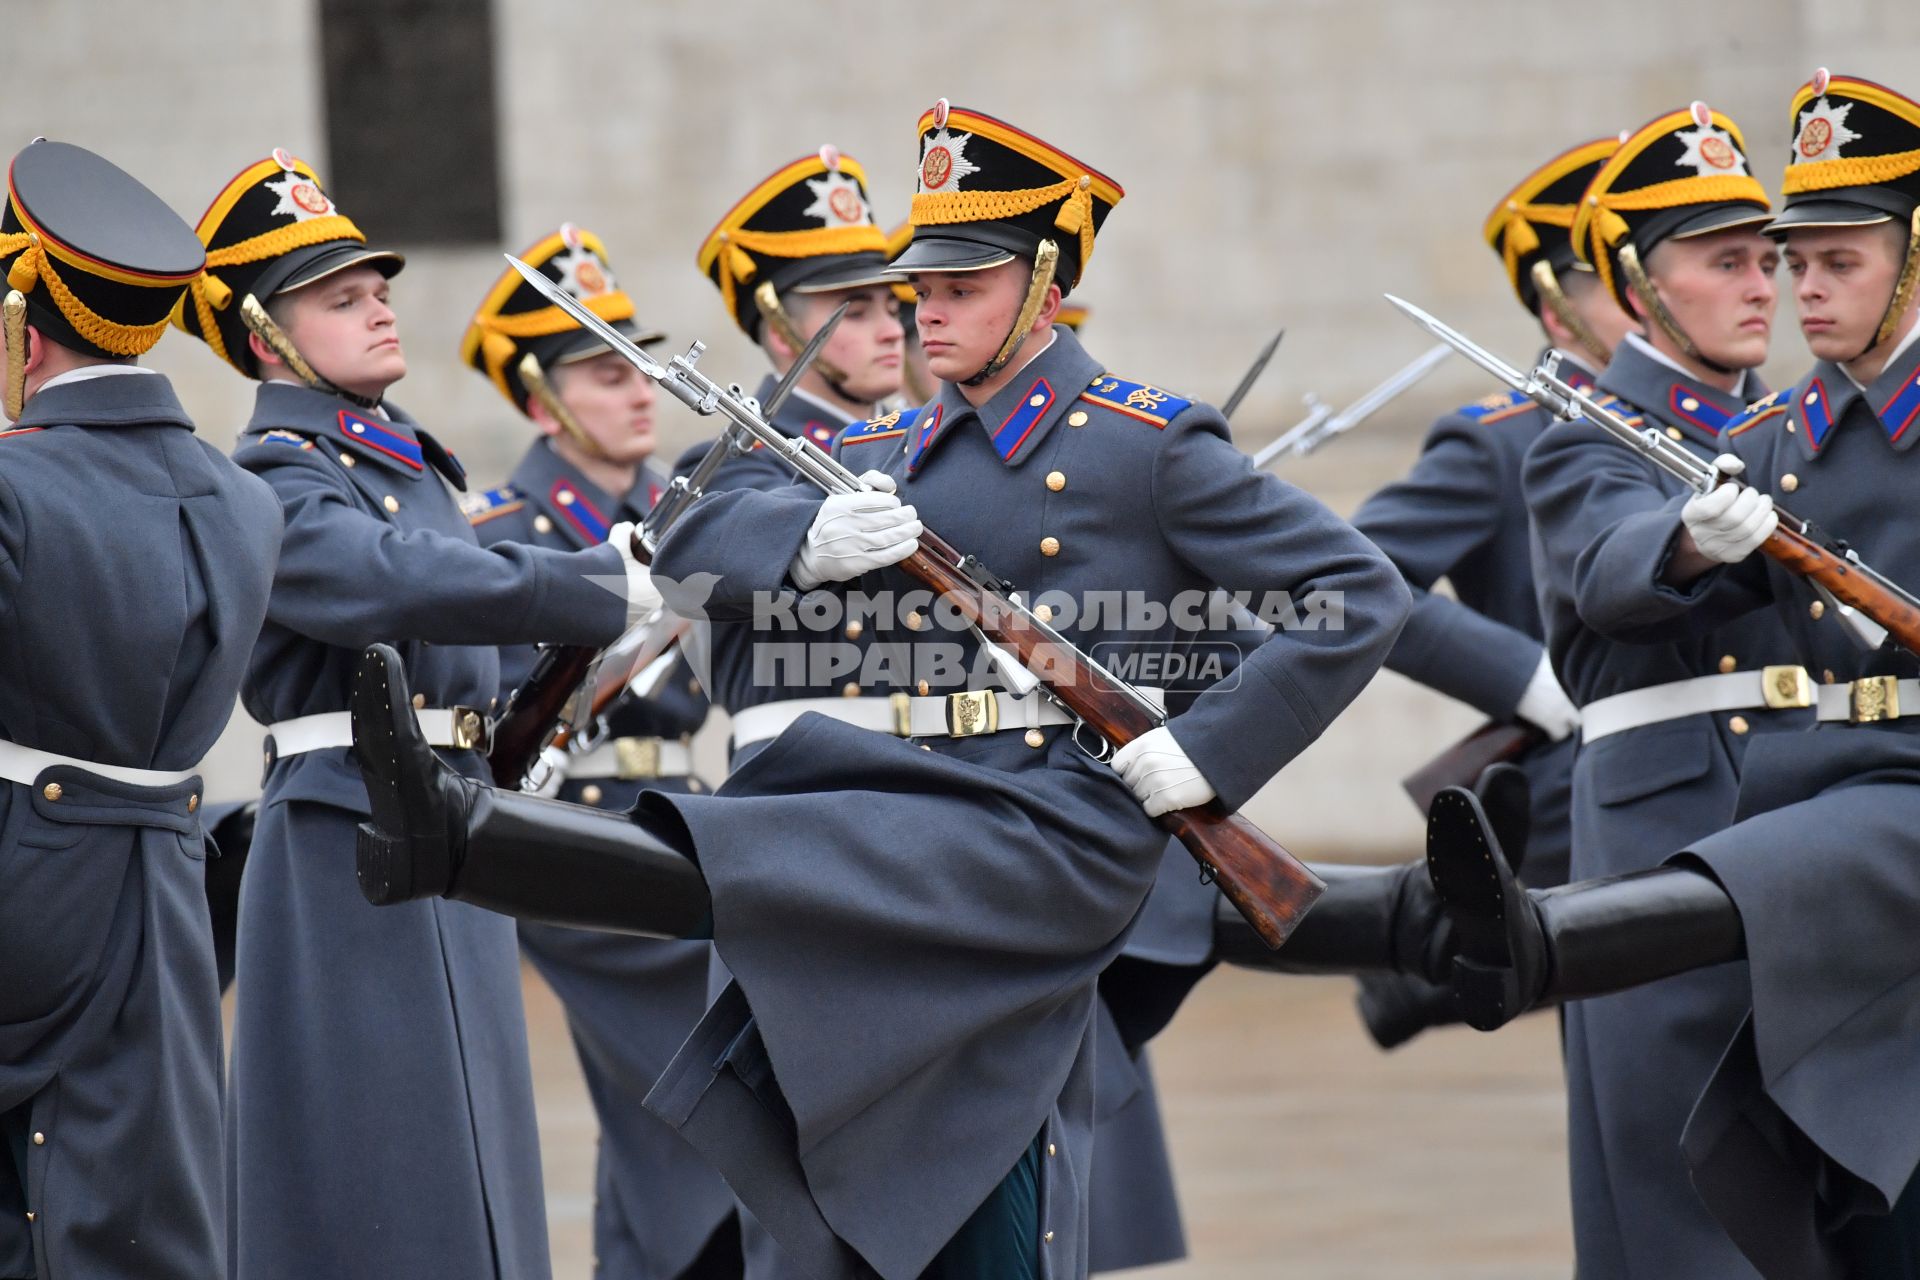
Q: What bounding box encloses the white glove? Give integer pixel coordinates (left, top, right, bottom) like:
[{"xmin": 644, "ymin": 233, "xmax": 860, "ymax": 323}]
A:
[
  {"xmin": 1681, "ymin": 456, "xmax": 1776, "ymax": 565},
  {"xmin": 1515, "ymin": 651, "xmax": 1580, "ymax": 742},
  {"xmin": 789, "ymin": 471, "xmax": 922, "ymax": 590},
  {"xmin": 607, "ymin": 520, "xmax": 663, "ymax": 625},
  {"xmin": 1111, "ymin": 725, "xmax": 1217, "ymax": 818}
]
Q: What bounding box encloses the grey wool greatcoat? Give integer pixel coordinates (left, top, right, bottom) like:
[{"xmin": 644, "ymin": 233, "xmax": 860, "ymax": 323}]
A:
[
  {"xmin": 1521, "ymin": 334, "xmax": 1808, "ymax": 1279},
  {"xmin": 225, "ymin": 381, "xmax": 629, "ymax": 1280},
  {"xmin": 464, "ymin": 437, "xmax": 733, "ymax": 1280},
  {"xmin": 640, "ymin": 327, "xmax": 1410, "ymax": 1280},
  {"xmin": 0, "ymin": 372, "xmax": 280, "ymax": 1280},
  {"xmin": 1347, "ymin": 350, "xmax": 1595, "ymax": 887},
  {"xmin": 1586, "ymin": 331, "xmax": 1920, "ymax": 1277}
]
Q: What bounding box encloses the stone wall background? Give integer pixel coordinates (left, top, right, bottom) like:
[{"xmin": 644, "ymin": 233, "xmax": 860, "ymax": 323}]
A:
[{"xmin": 18, "ymin": 0, "xmax": 1917, "ymax": 852}]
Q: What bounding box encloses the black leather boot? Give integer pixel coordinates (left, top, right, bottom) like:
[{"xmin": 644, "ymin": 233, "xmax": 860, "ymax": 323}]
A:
[
  {"xmin": 1425, "ymin": 784, "xmax": 1745, "ymax": 1031},
  {"xmin": 1213, "ymin": 861, "xmax": 1453, "ymax": 980},
  {"xmin": 353, "ymin": 643, "xmax": 710, "ymax": 938},
  {"xmin": 1354, "ymin": 763, "xmax": 1534, "ymax": 1049}
]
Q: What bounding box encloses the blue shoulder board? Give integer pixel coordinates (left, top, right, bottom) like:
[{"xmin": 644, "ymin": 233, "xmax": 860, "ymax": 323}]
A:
[
  {"xmin": 258, "ymin": 428, "xmax": 315, "ymax": 449},
  {"xmin": 1079, "ymin": 374, "xmax": 1193, "ymax": 428},
  {"xmin": 1726, "ymin": 389, "xmax": 1789, "ymax": 437},
  {"xmin": 1586, "ymin": 393, "xmax": 1644, "ymax": 427},
  {"xmin": 839, "ymin": 405, "xmax": 920, "ymax": 445},
  {"xmin": 460, "ymin": 484, "xmax": 524, "ymax": 524},
  {"xmin": 1457, "ymin": 389, "xmax": 1535, "ymax": 424}
]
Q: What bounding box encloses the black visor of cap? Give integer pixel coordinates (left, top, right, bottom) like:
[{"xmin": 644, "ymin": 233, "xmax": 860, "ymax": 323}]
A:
[
  {"xmin": 1643, "ymin": 201, "xmax": 1774, "ymax": 248},
  {"xmin": 781, "ymin": 250, "xmax": 899, "ymax": 294},
  {"xmin": 543, "ymin": 316, "xmax": 664, "ymax": 367},
  {"xmin": 1768, "ymin": 186, "xmax": 1915, "ymax": 235},
  {"xmin": 887, "ymin": 231, "xmax": 1021, "ymax": 275},
  {"xmin": 267, "ymin": 241, "xmax": 406, "ymax": 299}
]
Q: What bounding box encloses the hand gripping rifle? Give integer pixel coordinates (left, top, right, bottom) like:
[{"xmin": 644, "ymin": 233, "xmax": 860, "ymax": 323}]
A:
[
  {"xmin": 1386, "ymin": 295, "xmax": 1920, "ymax": 659},
  {"xmin": 1251, "ymin": 343, "xmax": 1453, "ymax": 469},
  {"xmin": 505, "ymin": 254, "xmax": 1325, "ymax": 948},
  {"xmin": 485, "ymin": 305, "xmax": 849, "ymax": 789}
]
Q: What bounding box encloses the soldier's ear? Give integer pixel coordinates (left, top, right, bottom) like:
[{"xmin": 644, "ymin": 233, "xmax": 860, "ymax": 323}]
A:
[
  {"xmin": 247, "ymin": 331, "xmax": 283, "ymax": 370},
  {"xmin": 1034, "ymin": 281, "xmax": 1063, "ymax": 332}
]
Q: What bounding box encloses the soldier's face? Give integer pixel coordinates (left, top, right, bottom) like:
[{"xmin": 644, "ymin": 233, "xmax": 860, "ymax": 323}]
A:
[
  {"xmin": 1784, "ymin": 223, "xmax": 1912, "ymax": 364},
  {"xmin": 794, "ymin": 285, "xmax": 905, "ymax": 403},
  {"xmin": 1639, "ymin": 229, "xmax": 1778, "ymax": 370},
  {"xmin": 548, "ymin": 350, "xmax": 656, "ymax": 464},
  {"xmin": 910, "ymin": 261, "xmax": 1055, "ymax": 384},
  {"xmin": 273, "ymin": 266, "xmax": 407, "ymax": 398}
]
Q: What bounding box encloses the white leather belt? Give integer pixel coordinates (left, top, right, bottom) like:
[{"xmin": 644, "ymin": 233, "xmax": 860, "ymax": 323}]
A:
[
  {"xmin": 267, "ymin": 707, "xmax": 490, "ymax": 760},
  {"xmin": 567, "ymin": 737, "xmax": 693, "ymax": 780},
  {"xmin": 1815, "ymin": 676, "xmax": 1920, "ymax": 724},
  {"xmin": 0, "ymin": 738, "xmax": 197, "ymax": 789},
  {"xmin": 1581, "ymin": 666, "xmax": 1814, "ymax": 742},
  {"xmin": 730, "ymin": 687, "xmax": 1163, "ymax": 749}
]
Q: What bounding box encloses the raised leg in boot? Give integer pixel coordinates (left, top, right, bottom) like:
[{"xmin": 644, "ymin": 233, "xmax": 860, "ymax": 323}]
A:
[
  {"xmin": 1425, "ymin": 784, "xmax": 1745, "ymax": 1031},
  {"xmin": 352, "ymin": 643, "xmax": 710, "ymax": 938}
]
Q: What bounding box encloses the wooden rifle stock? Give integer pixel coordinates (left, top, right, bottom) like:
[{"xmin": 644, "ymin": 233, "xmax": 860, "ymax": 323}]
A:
[
  {"xmin": 1761, "ymin": 523, "xmax": 1920, "ymax": 655},
  {"xmin": 900, "ymin": 531, "xmax": 1324, "ymax": 948},
  {"xmin": 1401, "ymin": 719, "xmax": 1543, "ymax": 815}
]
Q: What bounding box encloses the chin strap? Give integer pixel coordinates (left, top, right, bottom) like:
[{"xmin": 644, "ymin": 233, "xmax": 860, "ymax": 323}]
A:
[
  {"xmin": 516, "ymin": 352, "xmax": 608, "ymax": 461},
  {"xmin": 963, "ymin": 239, "xmax": 1059, "ymax": 388},
  {"xmin": 1531, "ymin": 261, "xmax": 1612, "ymax": 369},
  {"xmin": 3, "ymin": 291, "xmax": 25, "ymax": 421},
  {"xmin": 1859, "ymin": 206, "xmax": 1920, "ymax": 363},
  {"xmin": 239, "ymin": 294, "xmax": 381, "ymax": 410},
  {"xmin": 1617, "ymin": 242, "xmax": 1735, "ymax": 377},
  {"xmin": 754, "ymin": 280, "xmax": 855, "ymax": 401}
]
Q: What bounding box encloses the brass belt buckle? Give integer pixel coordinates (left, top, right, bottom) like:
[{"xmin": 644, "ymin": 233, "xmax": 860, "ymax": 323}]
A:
[
  {"xmin": 1850, "ymin": 676, "xmax": 1901, "ymax": 724},
  {"xmin": 614, "ymin": 736, "xmax": 662, "ymax": 779},
  {"xmin": 449, "ymin": 706, "xmax": 490, "ymax": 752},
  {"xmin": 890, "ymin": 692, "xmax": 913, "ymax": 738},
  {"xmin": 946, "ymin": 689, "xmax": 999, "ymax": 737},
  {"xmin": 1761, "ymin": 665, "xmax": 1813, "ymax": 710}
]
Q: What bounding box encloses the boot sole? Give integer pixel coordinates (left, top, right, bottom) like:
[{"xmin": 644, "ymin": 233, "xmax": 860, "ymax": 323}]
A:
[{"xmin": 1425, "ymin": 787, "xmax": 1523, "ymax": 1030}]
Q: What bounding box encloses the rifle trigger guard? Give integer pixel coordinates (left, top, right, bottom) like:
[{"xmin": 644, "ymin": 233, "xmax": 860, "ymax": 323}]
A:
[
  {"xmin": 1072, "ymin": 719, "xmax": 1113, "ymax": 762},
  {"xmin": 573, "ymin": 715, "xmax": 611, "ymax": 753}
]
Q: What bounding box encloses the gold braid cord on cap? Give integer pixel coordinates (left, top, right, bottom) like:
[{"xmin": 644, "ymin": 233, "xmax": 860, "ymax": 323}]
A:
[
  {"xmin": 0, "ymin": 231, "xmax": 175, "ymax": 357},
  {"xmin": 912, "ymin": 175, "xmax": 1098, "ymax": 284},
  {"xmin": 516, "ymin": 351, "xmax": 606, "ymax": 461},
  {"xmin": 1494, "ymin": 202, "xmax": 1576, "ymax": 287},
  {"xmin": 1530, "ymin": 259, "xmax": 1613, "ymax": 367},
  {"xmin": 968, "ymin": 238, "xmax": 1059, "ymax": 387},
  {"xmin": 239, "ymin": 294, "xmax": 337, "ymax": 396},
  {"xmin": 3, "ymin": 290, "xmax": 26, "ymax": 420},
  {"xmin": 178, "ymin": 214, "xmax": 365, "ymax": 370},
  {"xmin": 711, "ymin": 224, "xmax": 885, "ymax": 327}
]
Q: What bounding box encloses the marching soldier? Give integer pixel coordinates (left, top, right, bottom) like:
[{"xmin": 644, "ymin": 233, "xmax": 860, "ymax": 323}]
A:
[
  {"xmin": 1429, "ymin": 69, "xmax": 1920, "ymax": 1277},
  {"xmin": 349, "ymin": 99, "xmax": 1409, "ymax": 1279},
  {"xmin": 458, "ymin": 226, "xmax": 739, "ymax": 1280},
  {"xmin": 1322, "ymin": 137, "xmax": 1633, "ymax": 1048},
  {"xmin": 0, "ymin": 140, "xmax": 280, "ymax": 1280},
  {"xmin": 172, "ymin": 153, "xmax": 657, "ymax": 1280},
  {"xmin": 1517, "ymin": 102, "xmax": 1811, "ymax": 1278}
]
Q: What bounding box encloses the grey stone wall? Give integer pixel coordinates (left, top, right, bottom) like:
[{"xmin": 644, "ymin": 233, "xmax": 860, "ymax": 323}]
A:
[{"xmin": 21, "ymin": 0, "xmax": 1918, "ymax": 850}]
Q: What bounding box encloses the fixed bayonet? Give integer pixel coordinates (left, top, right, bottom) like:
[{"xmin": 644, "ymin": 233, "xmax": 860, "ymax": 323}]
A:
[
  {"xmin": 1221, "ymin": 328, "xmax": 1285, "ymax": 422},
  {"xmin": 761, "ymin": 300, "xmax": 850, "ymax": 420},
  {"xmin": 1252, "ymin": 342, "xmax": 1452, "ymax": 468}
]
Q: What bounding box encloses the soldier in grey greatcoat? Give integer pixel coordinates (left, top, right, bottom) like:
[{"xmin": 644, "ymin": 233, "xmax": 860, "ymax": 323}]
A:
[
  {"xmin": 348, "ymin": 99, "xmax": 1409, "ymax": 1280},
  {"xmin": 0, "ymin": 140, "xmax": 282, "ymax": 1280},
  {"xmin": 170, "ymin": 153, "xmax": 656, "ymax": 1280}
]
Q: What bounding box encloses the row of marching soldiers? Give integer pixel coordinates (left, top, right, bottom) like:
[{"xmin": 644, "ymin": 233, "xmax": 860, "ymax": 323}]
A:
[{"xmin": 4, "ymin": 68, "xmax": 1920, "ymax": 1280}]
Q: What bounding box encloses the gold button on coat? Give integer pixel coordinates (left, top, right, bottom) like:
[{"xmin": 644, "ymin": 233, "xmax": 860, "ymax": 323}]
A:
[
  {"xmin": 916, "ymin": 680, "xmax": 930, "ymax": 696},
  {"xmin": 1034, "ymin": 604, "xmax": 1053, "ymax": 623},
  {"xmin": 31, "ymin": 1133, "xmax": 43, "ymax": 1146},
  {"xmin": 1039, "ymin": 537, "xmax": 1060, "ymax": 557},
  {"xmin": 1044, "ymin": 1231, "xmax": 1054, "ymax": 1244},
  {"xmin": 557, "ymin": 489, "xmax": 576, "ymax": 505},
  {"xmin": 1666, "ymin": 427, "xmax": 1683, "ymax": 441},
  {"xmin": 1680, "ymin": 396, "xmax": 1700, "ymax": 412},
  {"xmin": 339, "ymin": 452, "xmax": 355, "ymax": 467},
  {"xmin": 1780, "ymin": 473, "xmax": 1799, "ymax": 492},
  {"xmin": 841, "ymin": 682, "xmax": 860, "ymax": 697},
  {"xmin": 844, "ymin": 620, "xmax": 864, "ymax": 639},
  {"xmin": 383, "ymin": 494, "xmax": 400, "ymax": 513},
  {"xmin": 1729, "ymin": 715, "xmax": 1750, "ymax": 735},
  {"xmin": 580, "ymin": 785, "xmax": 604, "ymax": 806},
  {"xmin": 187, "ymin": 795, "xmax": 199, "ymax": 813},
  {"xmin": 1810, "ymin": 601, "xmax": 1826, "ymax": 619},
  {"xmin": 1718, "ymin": 654, "xmax": 1737, "ymax": 674},
  {"xmin": 42, "ymin": 783, "xmax": 60, "ymax": 802},
  {"xmin": 1025, "ymin": 729, "xmax": 1045, "ymax": 748},
  {"xmin": 1067, "ymin": 410, "xmax": 1088, "ymax": 427},
  {"xmin": 412, "ymin": 692, "xmax": 427, "ymax": 709},
  {"xmin": 1045, "ymin": 471, "xmax": 1066, "ymax": 491},
  {"xmin": 1029, "ymin": 393, "xmax": 1046, "ymax": 407},
  {"xmin": 533, "ymin": 515, "xmax": 553, "ymax": 534},
  {"xmin": 905, "ymin": 611, "xmax": 924, "ymax": 630}
]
